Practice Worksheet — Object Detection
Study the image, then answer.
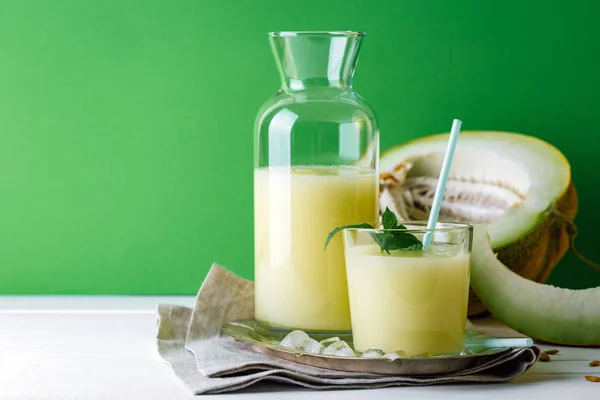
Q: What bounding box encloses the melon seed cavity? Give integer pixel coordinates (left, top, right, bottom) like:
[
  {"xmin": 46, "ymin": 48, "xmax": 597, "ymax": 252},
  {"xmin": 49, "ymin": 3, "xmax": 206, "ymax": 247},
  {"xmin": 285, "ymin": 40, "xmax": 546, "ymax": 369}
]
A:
[{"xmin": 387, "ymin": 176, "xmax": 523, "ymax": 223}]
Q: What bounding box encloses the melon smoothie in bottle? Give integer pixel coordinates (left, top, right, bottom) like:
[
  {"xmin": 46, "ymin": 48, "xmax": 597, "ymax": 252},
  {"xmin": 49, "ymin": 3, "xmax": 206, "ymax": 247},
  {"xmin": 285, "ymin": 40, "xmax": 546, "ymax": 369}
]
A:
[
  {"xmin": 254, "ymin": 166, "xmax": 377, "ymax": 331},
  {"xmin": 253, "ymin": 31, "xmax": 379, "ymax": 332}
]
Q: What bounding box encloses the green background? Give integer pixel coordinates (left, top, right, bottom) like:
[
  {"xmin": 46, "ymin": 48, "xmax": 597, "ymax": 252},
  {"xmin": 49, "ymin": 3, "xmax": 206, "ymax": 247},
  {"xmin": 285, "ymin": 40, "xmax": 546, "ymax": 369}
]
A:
[{"xmin": 1, "ymin": 0, "xmax": 598, "ymax": 294}]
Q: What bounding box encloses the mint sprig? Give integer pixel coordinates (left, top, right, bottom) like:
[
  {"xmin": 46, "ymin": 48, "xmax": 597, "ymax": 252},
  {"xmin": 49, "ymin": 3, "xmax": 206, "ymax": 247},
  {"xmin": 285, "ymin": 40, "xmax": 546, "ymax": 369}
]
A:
[
  {"xmin": 324, "ymin": 208, "xmax": 423, "ymax": 254},
  {"xmin": 323, "ymin": 222, "xmax": 375, "ymax": 251}
]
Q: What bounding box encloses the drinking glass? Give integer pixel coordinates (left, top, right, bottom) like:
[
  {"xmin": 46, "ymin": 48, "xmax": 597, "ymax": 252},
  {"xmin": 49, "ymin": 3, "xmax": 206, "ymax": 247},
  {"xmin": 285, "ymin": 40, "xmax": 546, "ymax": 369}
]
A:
[{"xmin": 343, "ymin": 223, "xmax": 472, "ymax": 355}]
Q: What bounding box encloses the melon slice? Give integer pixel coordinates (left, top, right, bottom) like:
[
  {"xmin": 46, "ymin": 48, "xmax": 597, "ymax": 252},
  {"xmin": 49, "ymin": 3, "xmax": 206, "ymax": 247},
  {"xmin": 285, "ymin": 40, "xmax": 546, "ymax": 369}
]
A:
[
  {"xmin": 379, "ymin": 131, "xmax": 578, "ymax": 316},
  {"xmin": 472, "ymin": 225, "xmax": 600, "ymax": 345}
]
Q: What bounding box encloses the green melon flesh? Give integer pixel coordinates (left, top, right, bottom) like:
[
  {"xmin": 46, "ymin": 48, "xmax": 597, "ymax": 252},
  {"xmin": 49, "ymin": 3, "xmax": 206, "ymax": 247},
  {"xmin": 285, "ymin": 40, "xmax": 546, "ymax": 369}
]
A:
[
  {"xmin": 472, "ymin": 225, "xmax": 600, "ymax": 345},
  {"xmin": 380, "ymin": 131, "xmax": 571, "ymax": 249}
]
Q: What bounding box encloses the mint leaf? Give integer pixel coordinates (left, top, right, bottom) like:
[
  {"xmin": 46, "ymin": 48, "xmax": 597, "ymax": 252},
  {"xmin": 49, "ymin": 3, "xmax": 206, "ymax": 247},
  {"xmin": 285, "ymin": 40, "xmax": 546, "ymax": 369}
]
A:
[
  {"xmin": 369, "ymin": 232, "xmax": 388, "ymax": 254},
  {"xmin": 324, "ymin": 223, "xmax": 375, "ymax": 250},
  {"xmin": 386, "ymin": 232, "xmax": 424, "ymax": 251},
  {"xmin": 381, "ymin": 207, "xmax": 398, "ymax": 229},
  {"xmin": 323, "ymin": 209, "xmax": 424, "ymax": 253},
  {"xmin": 403, "ymin": 243, "xmax": 424, "ymax": 251}
]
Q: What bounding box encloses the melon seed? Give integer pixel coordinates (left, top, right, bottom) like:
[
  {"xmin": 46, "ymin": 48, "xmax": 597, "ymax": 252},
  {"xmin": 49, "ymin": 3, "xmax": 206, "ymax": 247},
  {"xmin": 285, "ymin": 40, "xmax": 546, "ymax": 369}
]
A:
[
  {"xmin": 543, "ymin": 349, "xmax": 559, "ymax": 355},
  {"xmin": 584, "ymin": 376, "xmax": 600, "ymax": 382},
  {"xmin": 538, "ymin": 353, "xmax": 551, "ymax": 362},
  {"xmin": 589, "ymin": 360, "xmax": 600, "ymax": 367}
]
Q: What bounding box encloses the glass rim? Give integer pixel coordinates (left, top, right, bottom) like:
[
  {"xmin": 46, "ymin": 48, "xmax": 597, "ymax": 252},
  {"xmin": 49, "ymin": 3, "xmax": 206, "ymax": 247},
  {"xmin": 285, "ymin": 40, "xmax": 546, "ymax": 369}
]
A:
[
  {"xmin": 345, "ymin": 221, "xmax": 473, "ymax": 234},
  {"xmin": 268, "ymin": 31, "xmax": 365, "ymax": 38}
]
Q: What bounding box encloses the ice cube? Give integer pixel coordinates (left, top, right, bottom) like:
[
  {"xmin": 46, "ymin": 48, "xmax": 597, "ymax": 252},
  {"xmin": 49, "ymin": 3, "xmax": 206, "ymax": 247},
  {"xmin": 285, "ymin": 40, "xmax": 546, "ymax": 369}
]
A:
[
  {"xmin": 279, "ymin": 330, "xmax": 310, "ymax": 349},
  {"xmin": 319, "ymin": 337, "xmax": 341, "ymax": 346},
  {"xmin": 322, "ymin": 340, "xmax": 356, "ymax": 357},
  {"xmin": 383, "ymin": 350, "xmax": 407, "ymax": 361},
  {"xmin": 361, "ymin": 349, "xmax": 385, "ymax": 358},
  {"xmin": 301, "ymin": 339, "xmax": 323, "ymax": 354},
  {"xmin": 279, "ymin": 330, "xmax": 323, "ymax": 354}
]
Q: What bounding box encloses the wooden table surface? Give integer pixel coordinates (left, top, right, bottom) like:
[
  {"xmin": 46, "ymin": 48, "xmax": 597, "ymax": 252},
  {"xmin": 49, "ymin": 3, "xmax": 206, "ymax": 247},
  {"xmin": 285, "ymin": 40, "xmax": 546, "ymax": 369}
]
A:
[{"xmin": 1, "ymin": 296, "xmax": 598, "ymax": 399}]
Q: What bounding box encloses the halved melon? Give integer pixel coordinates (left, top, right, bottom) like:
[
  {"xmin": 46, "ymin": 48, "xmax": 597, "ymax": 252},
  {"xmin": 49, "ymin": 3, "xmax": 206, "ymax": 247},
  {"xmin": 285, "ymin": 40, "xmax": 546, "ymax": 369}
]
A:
[
  {"xmin": 472, "ymin": 225, "xmax": 600, "ymax": 345},
  {"xmin": 380, "ymin": 131, "xmax": 578, "ymax": 316}
]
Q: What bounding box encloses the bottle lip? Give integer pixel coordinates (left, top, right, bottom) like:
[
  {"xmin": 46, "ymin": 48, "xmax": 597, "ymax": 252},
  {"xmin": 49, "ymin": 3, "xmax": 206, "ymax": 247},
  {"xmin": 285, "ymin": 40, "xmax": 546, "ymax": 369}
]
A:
[{"xmin": 268, "ymin": 31, "xmax": 365, "ymax": 38}]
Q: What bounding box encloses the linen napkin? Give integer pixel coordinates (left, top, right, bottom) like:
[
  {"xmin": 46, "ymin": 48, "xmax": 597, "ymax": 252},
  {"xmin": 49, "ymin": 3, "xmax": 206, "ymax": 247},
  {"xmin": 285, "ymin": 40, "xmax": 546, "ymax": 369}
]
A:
[{"xmin": 156, "ymin": 264, "xmax": 540, "ymax": 395}]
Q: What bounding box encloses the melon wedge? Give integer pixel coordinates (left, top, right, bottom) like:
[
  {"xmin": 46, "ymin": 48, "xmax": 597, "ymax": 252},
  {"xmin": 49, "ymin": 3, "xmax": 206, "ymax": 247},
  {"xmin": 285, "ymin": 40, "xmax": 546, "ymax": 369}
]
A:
[
  {"xmin": 472, "ymin": 225, "xmax": 600, "ymax": 345},
  {"xmin": 380, "ymin": 131, "xmax": 578, "ymax": 316}
]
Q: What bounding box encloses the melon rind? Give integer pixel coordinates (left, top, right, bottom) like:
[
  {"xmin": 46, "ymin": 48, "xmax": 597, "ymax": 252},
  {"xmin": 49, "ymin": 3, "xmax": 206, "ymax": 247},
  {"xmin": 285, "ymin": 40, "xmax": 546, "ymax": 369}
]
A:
[
  {"xmin": 472, "ymin": 225, "xmax": 600, "ymax": 346},
  {"xmin": 381, "ymin": 131, "xmax": 572, "ymax": 249}
]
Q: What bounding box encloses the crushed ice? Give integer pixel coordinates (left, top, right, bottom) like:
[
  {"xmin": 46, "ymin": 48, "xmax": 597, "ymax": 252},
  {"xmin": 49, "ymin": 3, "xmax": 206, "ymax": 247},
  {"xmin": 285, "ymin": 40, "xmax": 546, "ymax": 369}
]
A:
[
  {"xmin": 278, "ymin": 330, "xmax": 405, "ymax": 359},
  {"xmin": 278, "ymin": 330, "xmax": 323, "ymax": 354},
  {"xmin": 382, "ymin": 351, "xmax": 407, "ymax": 361},
  {"xmin": 319, "ymin": 337, "xmax": 340, "ymax": 346},
  {"xmin": 361, "ymin": 349, "xmax": 385, "ymax": 358},
  {"xmin": 322, "ymin": 340, "xmax": 356, "ymax": 357}
]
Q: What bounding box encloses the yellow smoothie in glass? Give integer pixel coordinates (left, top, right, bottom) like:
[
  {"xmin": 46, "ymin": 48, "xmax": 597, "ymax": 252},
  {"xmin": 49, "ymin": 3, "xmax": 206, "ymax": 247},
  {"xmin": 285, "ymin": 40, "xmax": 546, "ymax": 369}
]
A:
[
  {"xmin": 254, "ymin": 166, "xmax": 378, "ymax": 331},
  {"xmin": 345, "ymin": 243, "xmax": 470, "ymax": 355}
]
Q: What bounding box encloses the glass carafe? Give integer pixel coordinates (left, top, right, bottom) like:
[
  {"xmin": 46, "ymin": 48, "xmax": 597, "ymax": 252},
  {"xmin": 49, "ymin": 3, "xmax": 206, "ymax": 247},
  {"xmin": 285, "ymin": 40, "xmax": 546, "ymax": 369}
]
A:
[{"xmin": 254, "ymin": 31, "xmax": 379, "ymax": 333}]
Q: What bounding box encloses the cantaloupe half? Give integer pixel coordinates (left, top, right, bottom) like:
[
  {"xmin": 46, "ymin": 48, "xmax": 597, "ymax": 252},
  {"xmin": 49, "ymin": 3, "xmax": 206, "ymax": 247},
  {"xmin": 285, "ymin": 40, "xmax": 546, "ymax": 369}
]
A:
[
  {"xmin": 379, "ymin": 131, "xmax": 578, "ymax": 316},
  {"xmin": 472, "ymin": 225, "xmax": 600, "ymax": 345}
]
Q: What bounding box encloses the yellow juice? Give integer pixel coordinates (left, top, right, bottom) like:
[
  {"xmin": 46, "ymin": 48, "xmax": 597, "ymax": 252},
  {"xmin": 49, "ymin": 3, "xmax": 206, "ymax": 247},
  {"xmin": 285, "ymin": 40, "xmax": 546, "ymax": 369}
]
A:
[
  {"xmin": 254, "ymin": 166, "xmax": 378, "ymax": 331},
  {"xmin": 345, "ymin": 244, "xmax": 470, "ymax": 355}
]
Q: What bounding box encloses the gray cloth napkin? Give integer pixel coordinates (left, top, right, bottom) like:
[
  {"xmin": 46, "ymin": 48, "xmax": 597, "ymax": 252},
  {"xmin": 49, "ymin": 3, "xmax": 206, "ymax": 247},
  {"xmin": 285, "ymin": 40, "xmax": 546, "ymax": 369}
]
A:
[{"xmin": 157, "ymin": 264, "xmax": 540, "ymax": 395}]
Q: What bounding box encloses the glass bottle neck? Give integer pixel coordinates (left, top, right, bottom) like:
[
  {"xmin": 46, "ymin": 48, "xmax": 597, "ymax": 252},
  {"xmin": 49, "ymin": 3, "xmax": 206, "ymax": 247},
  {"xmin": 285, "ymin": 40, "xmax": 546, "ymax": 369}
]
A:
[
  {"xmin": 286, "ymin": 77, "xmax": 351, "ymax": 91},
  {"xmin": 269, "ymin": 32, "xmax": 364, "ymax": 93}
]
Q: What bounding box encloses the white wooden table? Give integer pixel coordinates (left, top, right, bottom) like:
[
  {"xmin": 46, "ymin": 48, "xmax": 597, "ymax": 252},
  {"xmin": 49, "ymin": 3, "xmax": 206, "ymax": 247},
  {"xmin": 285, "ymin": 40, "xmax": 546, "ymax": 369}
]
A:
[{"xmin": 1, "ymin": 296, "xmax": 598, "ymax": 399}]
